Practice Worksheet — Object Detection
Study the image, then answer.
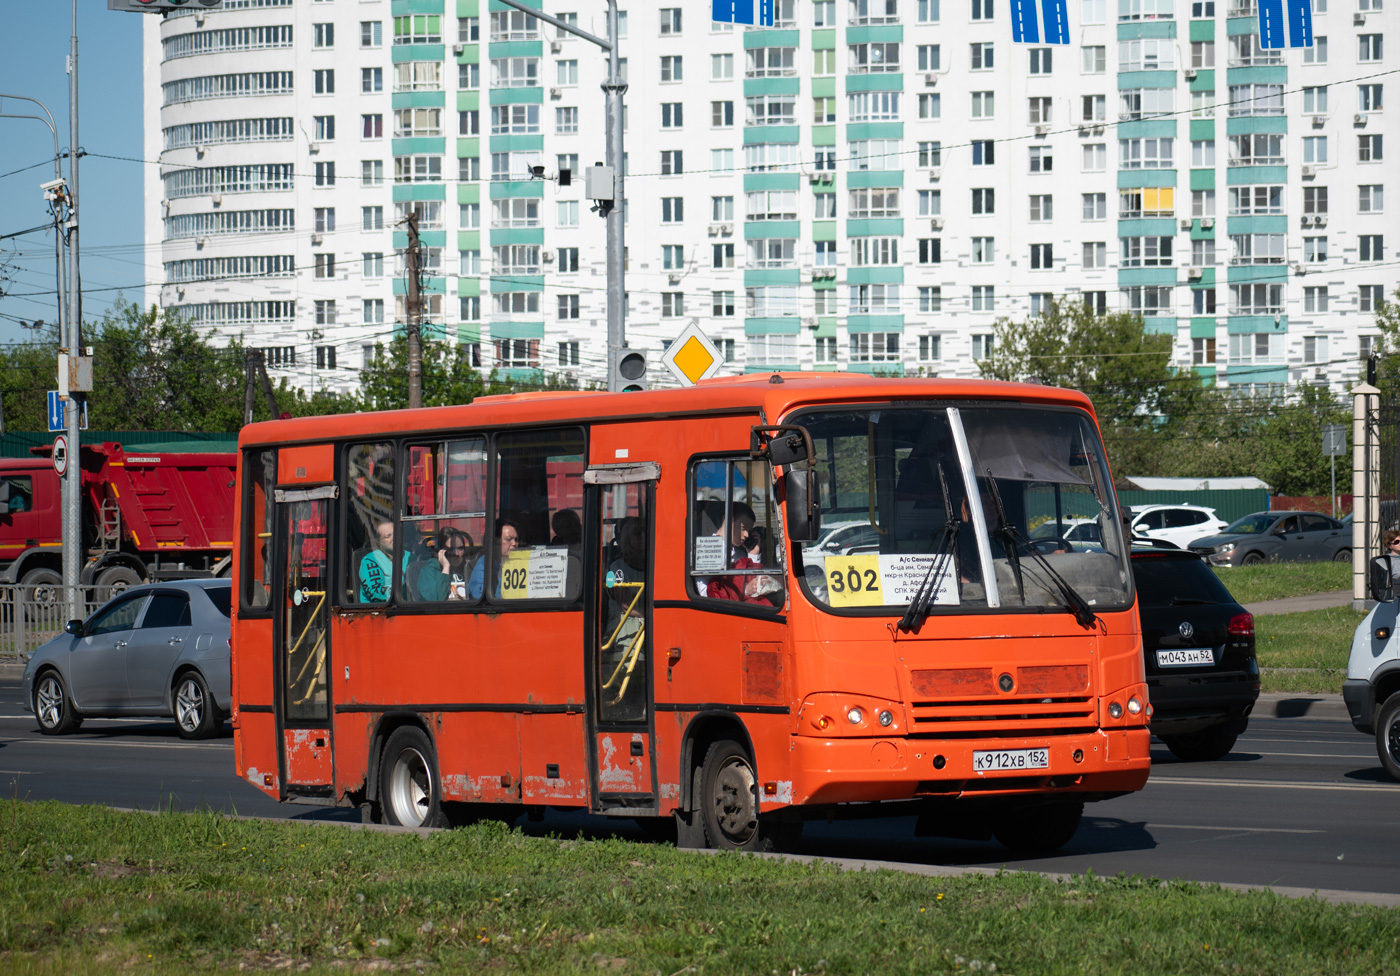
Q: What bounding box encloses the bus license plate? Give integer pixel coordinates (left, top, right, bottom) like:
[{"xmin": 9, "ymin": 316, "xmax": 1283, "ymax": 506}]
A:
[
  {"xmin": 973, "ymin": 748, "xmax": 1049, "ymax": 772},
  {"xmin": 1157, "ymin": 648, "xmax": 1215, "ymax": 667}
]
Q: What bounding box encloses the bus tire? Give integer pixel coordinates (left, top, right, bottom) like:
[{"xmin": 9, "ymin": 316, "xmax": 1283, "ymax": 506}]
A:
[
  {"xmin": 1374, "ymin": 693, "xmax": 1400, "ymax": 783},
  {"xmin": 34, "ymin": 669, "xmax": 82, "ymax": 735},
  {"xmin": 379, "ymin": 726, "xmax": 448, "ymax": 829},
  {"xmin": 699, "ymin": 738, "xmax": 767, "ymax": 851},
  {"xmin": 991, "ymin": 801, "xmax": 1084, "ymax": 854}
]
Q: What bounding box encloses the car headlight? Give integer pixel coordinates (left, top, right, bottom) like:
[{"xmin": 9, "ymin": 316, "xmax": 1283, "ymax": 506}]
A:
[{"xmin": 1218, "ymin": 542, "xmax": 1236, "ymax": 554}]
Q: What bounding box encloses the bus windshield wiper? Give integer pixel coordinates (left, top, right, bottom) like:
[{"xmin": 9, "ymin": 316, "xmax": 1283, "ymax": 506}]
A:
[
  {"xmin": 985, "ymin": 471, "xmax": 1099, "ymax": 630},
  {"xmin": 899, "ymin": 462, "xmax": 959, "ymax": 633}
]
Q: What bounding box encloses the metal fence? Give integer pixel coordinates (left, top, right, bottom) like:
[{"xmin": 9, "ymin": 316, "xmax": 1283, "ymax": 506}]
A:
[{"xmin": 0, "ymin": 584, "xmax": 105, "ymax": 665}]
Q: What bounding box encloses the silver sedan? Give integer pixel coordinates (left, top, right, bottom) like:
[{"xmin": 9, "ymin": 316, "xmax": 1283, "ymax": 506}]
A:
[{"xmin": 21, "ymin": 579, "xmax": 232, "ymax": 739}]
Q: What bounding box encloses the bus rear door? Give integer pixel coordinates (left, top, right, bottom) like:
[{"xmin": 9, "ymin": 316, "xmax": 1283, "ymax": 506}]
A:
[
  {"xmin": 586, "ymin": 465, "xmax": 659, "ymax": 815},
  {"xmin": 272, "ymin": 485, "xmax": 336, "ymax": 800}
]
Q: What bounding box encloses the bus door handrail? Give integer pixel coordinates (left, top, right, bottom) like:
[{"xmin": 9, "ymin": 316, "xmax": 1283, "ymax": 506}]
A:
[
  {"xmin": 601, "ymin": 581, "xmax": 645, "ymax": 704},
  {"xmin": 287, "ymin": 589, "xmax": 327, "ymax": 704}
]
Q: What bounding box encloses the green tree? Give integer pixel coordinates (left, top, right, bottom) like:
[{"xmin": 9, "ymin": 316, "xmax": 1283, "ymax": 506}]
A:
[
  {"xmin": 357, "ymin": 336, "xmax": 584, "ymax": 411},
  {"xmin": 1370, "ymin": 286, "xmax": 1400, "ymax": 395},
  {"xmin": 977, "ymin": 298, "xmax": 1204, "ymax": 473}
]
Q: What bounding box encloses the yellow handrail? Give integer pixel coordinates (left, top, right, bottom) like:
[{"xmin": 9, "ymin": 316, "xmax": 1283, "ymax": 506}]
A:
[
  {"xmin": 286, "ymin": 590, "xmax": 327, "ymax": 705},
  {"xmin": 601, "ymin": 581, "xmax": 645, "ymax": 705}
]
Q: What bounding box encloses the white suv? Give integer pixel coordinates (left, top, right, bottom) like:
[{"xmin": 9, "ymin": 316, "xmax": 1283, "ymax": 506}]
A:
[{"xmin": 1129, "ymin": 504, "xmax": 1229, "ymax": 550}]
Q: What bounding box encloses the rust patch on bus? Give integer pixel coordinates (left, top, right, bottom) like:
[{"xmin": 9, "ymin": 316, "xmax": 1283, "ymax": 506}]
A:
[
  {"xmin": 742, "ymin": 643, "xmax": 785, "ymax": 703},
  {"xmin": 909, "ymin": 668, "xmax": 994, "ymax": 697},
  {"xmin": 1017, "ymin": 665, "xmax": 1089, "ymax": 695}
]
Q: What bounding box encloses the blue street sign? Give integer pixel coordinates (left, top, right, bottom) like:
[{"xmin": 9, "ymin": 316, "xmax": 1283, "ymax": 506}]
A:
[
  {"xmin": 1011, "ymin": 0, "xmax": 1070, "ymax": 43},
  {"xmin": 712, "ymin": 0, "xmax": 772, "ymax": 27},
  {"xmin": 1259, "ymin": 0, "xmax": 1313, "ymax": 48},
  {"xmin": 47, "ymin": 391, "xmax": 64, "ymax": 433}
]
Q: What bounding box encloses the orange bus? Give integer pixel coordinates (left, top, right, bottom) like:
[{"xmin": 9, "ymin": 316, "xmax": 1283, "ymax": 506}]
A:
[{"xmin": 231, "ymin": 374, "xmax": 1150, "ymax": 852}]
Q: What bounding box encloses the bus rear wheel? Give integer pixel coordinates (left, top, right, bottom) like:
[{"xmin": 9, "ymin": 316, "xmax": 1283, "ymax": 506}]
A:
[
  {"xmin": 991, "ymin": 801, "xmax": 1084, "ymax": 854},
  {"xmin": 379, "ymin": 727, "xmax": 448, "ymax": 828}
]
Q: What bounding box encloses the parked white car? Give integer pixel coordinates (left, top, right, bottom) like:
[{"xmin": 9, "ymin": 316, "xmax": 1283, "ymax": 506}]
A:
[{"xmin": 1128, "ymin": 504, "xmax": 1229, "ymax": 550}]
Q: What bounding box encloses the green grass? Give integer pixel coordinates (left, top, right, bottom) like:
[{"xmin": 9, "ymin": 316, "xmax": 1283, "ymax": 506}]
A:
[
  {"xmin": 3, "ymin": 801, "xmax": 1400, "ymax": 976},
  {"xmin": 1212, "ymin": 562, "xmax": 1352, "ymax": 605},
  {"xmin": 1256, "ymin": 605, "xmax": 1363, "ymax": 695}
]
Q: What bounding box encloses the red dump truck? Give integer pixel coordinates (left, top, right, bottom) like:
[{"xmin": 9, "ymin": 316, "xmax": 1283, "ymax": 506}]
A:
[{"xmin": 0, "ymin": 442, "xmax": 237, "ymax": 597}]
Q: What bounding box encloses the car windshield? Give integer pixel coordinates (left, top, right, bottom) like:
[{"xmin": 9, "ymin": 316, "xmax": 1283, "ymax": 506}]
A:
[
  {"xmin": 1224, "ymin": 514, "xmax": 1275, "ymax": 535},
  {"xmin": 793, "ymin": 403, "xmax": 1132, "ymax": 614}
]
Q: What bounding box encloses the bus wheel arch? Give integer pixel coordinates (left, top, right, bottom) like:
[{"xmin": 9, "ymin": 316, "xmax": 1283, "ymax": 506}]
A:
[
  {"xmin": 677, "ymin": 713, "xmax": 779, "ymax": 851},
  {"xmin": 378, "ymin": 724, "xmax": 449, "ymax": 829},
  {"xmin": 366, "ymin": 713, "xmax": 442, "ymax": 826}
]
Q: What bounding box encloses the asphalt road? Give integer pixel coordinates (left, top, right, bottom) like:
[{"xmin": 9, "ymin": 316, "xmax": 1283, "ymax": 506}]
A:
[{"xmin": 3, "ymin": 669, "xmax": 1398, "ymax": 901}]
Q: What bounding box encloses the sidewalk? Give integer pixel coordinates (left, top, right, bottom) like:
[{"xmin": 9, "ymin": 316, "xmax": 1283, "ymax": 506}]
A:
[{"xmin": 1242, "ymin": 589, "xmax": 1354, "ymax": 617}]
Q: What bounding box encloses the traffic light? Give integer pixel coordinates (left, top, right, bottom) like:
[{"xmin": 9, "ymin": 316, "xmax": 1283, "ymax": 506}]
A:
[
  {"xmin": 107, "ymin": 0, "xmax": 222, "ymax": 12},
  {"xmin": 614, "ymin": 347, "xmax": 647, "ymax": 392}
]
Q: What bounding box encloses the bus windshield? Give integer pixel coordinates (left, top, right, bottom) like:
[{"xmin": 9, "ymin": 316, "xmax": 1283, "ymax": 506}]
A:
[{"xmin": 794, "ymin": 403, "xmax": 1132, "ymax": 614}]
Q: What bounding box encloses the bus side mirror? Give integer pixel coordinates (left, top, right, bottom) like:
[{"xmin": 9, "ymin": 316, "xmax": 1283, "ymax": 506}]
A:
[
  {"xmin": 783, "ymin": 465, "xmax": 820, "ymax": 543},
  {"xmin": 1370, "ymin": 558, "xmax": 1396, "ymax": 604}
]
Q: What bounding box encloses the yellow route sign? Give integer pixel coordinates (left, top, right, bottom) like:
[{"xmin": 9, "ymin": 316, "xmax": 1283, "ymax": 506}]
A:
[{"xmin": 661, "ymin": 322, "xmax": 724, "ymax": 386}]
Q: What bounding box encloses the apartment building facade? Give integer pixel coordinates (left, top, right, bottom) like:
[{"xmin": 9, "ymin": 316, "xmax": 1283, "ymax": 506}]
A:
[{"xmin": 143, "ymin": 0, "xmax": 1397, "ymax": 394}]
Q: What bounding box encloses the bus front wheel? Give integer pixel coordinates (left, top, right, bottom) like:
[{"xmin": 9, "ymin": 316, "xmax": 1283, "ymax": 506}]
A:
[
  {"xmin": 991, "ymin": 801, "xmax": 1084, "ymax": 854},
  {"xmin": 379, "ymin": 727, "xmax": 448, "ymax": 829},
  {"xmin": 700, "ymin": 738, "xmax": 767, "ymax": 851}
]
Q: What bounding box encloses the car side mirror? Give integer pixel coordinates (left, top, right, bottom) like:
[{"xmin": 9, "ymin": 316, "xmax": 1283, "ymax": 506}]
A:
[
  {"xmin": 64, "ymin": 619, "xmax": 85, "ymax": 637},
  {"xmin": 1370, "ymin": 558, "xmax": 1397, "ymax": 604}
]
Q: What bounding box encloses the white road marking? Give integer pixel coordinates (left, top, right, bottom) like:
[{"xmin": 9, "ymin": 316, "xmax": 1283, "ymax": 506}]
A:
[
  {"xmin": 1154, "ymin": 775, "xmax": 1399, "ymax": 794},
  {"xmin": 0, "ymin": 736, "xmax": 229, "ymax": 750},
  {"xmin": 1148, "ymin": 823, "xmax": 1323, "ymax": 834}
]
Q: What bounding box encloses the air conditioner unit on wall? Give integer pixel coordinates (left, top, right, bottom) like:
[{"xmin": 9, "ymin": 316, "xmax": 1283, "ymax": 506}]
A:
[
  {"xmin": 1188, "ymin": 267, "xmax": 1203, "ymax": 279},
  {"xmin": 930, "ymin": 217, "xmax": 944, "ymax": 230},
  {"xmin": 1034, "ymin": 124, "xmax": 1050, "ymax": 136},
  {"xmin": 1314, "ymin": 214, "xmax": 1328, "ymax": 227},
  {"xmin": 927, "ymin": 167, "xmax": 941, "ymax": 181},
  {"xmin": 1201, "ymin": 217, "xmax": 1214, "ymax": 229},
  {"xmin": 452, "ymin": 43, "xmax": 464, "ymax": 55},
  {"xmin": 1301, "ymin": 165, "xmax": 1317, "ymax": 178},
  {"xmin": 1355, "ymin": 114, "xmax": 1368, "ymax": 125},
  {"xmin": 551, "ymin": 40, "xmax": 563, "ymax": 53},
  {"xmin": 1181, "ymin": 218, "xmax": 1193, "ymax": 230},
  {"xmin": 1184, "ymin": 68, "xmax": 1197, "ymax": 80},
  {"xmin": 1355, "ymin": 12, "xmax": 1366, "ymax": 24},
  {"xmin": 924, "ymin": 73, "xmax": 938, "ymax": 86},
  {"xmin": 550, "ymin": 87, "xmax": 563, "ymax": 98},
  {"xmin": 1312, "ymin": 115, "xmax": 1326, "ymax": 127}
]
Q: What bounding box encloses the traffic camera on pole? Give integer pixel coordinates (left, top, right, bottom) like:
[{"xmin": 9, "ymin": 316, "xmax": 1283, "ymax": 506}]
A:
[{"xmin": 107, "ymin": 1, "xmax": 222, "ymax": 12}]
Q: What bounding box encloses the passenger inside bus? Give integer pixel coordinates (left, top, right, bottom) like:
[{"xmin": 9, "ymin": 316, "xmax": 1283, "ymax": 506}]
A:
[
  {"xmin": 468, "ymin": 519, "xmax": 519, "ymax": 599},
  {"xmin": 416, "ymin": 526, "xmax": 473, "ymax": 601},
  {"xmin": 358, "ymin": 520, "xmax": 397, "ymax": 603},
  {"xmin": 550, "ymin": 509, "xmax": 582, "ymax": 547}
]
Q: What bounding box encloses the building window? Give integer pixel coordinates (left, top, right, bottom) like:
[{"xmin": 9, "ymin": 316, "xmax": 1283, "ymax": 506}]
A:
[
  {"xmin": 1119, "ymin": 137, "xmax": 1173, "ymax": 169},
  {"xmin": 1029, "ymin": 48, "xmax": 1052, "ymax": 73},
  {"xmin": 660, "ymin": 55, "xmax": 683, "ymax": 82},
  {"xmin": 1030, "ymin": 243, "xmax": 1054, "ymax": 270},
  {"xmin": 555, "ymin": 107, "xmax": 579, "ymax": 134},
  {"xmin": 1083, "ymin": 192, "xmax": 1107, "ymax": 219},
  {"xmin": 1082, "ymin": 45, "xmax": 1106, "ymax": 73},
  {"xmin": 971, "ymin": 0, "xmax": 994, "ymax": 19},
  {"xmin": 1360, "ymin": 135, "xmax": 1384, "ymax": 162},
  {"xmin": 1359, "ymin": 34, "xmax": 1383, "ymax": 62},
  {"xmin": 362, "ymin": 206, "xmax": 383, "ymax": 230},
  {"xmin": 849, "ymin": 333, "xmax": 900, "ymax": 364},
  {"xmin": 713, "ymin": 291, "xmax": 736, "ymax": 317},
  {"xmin": 363, "ymin": 299, "xmax": 384, "ymax": 325},
  {"xmin": 362, "ymin": 114, "xmax": 383, "ymax": 139},
  {"xmin": 918, "ymin": 238, "xmax": 942, "ymax": 264},
  {"xmin": 559, "ymin": 341, "xmax": 580, "ymax": 367},
  {"xmin": 1360, "ymin": 185, "xmax": 1384, "ymax": 213},
  {"xmin": 1360, "ymin": 235, "xmax": 1385, "ymax": 262},
  {"xmin": 1192, "ymin": 338, "xmax": 1216, "ymax": 365},
  {"xmin": 971, "ymin": 41, "xmax": 994, "ymax": 70},
  {"xmin": 314, "ymin": 69, "xmax": 335, "ymax": 94},
  {"xmin": 713, "ymin": 243, "xmax": 735, "ymax": 268},
  {"xmin": 1360, "ymin": 286, "xmax": 1385, "ymax": 313},
  {"xmin": 971, "ymin": 237, "xmax": 995, "ymax": 263},
  {"xmin": 1029, "ymin": 146, "xmax": 1053, "ymax": 172},
  {"xmin": 1193, "ymin": 288, "xmax": 1216, "ymax": 315},
  {"xmin": 1229, "ymin": 185, "xmax": 1282, "ymax": 215},
  {"xmin": 661, "ymin": 293, "xmax": 685, "ymax": 317},
  {"xmin": 362, "ymin": 67, "xmax": 383, "ymax": 93},
  {"xmin": 314, "ymin": 161, "xmax": 335, "ymax": 186},
  {"xmin": 972, "ymin": 188, "xmax": 995, "ymax": 214},
  {"xmin": 919, "ymin": 286, "xmax": 942, "ymax": 312},
  {"xmin": 971, "ymin": 333, "xmax": 995, "ymax": 359},
  {"xmin": 971, "ymin": 91, "xmax": 994, "ymax": 118},
  {"xmin": 1193, "ymin": 189, "xmax": 1216, "ymax": 216},
  {"xmin": 558, "ymin": 294, "xmax": 581, "ymax": 320},
  {"xmin": 1303, "ymin": 236, "xmax": 1328, "ymax": 263},
  {"xmin": 1191, "ymin": 239, "xmax": 1216, "ymax": 265},
  {"xmin": 1304, "ymin": 288, "xmax": 1330, "ymax": 314},
  {"xmin": 851, "ymin": 237, "xmax": 899, "ymax": 266},
  {"xmin": 1028, "ymin": 97, "xmax": 1052, "ymax": 124},
  {"xmin": 361, "ymin": 21, "xmax": 383, "ymax": 47},
  {"xmin": 660, "ymin": 150, "xmax": 683, "ymax": 175},
  {"xmin": 1358, "ymin": 85, "xmax": 1384, "ymax": 113},
  {"xmin": 314, "ymin": 300, "xmax": 336, "ymax": 326},
  {"xmin": 1303, "ymin": 186, "xmax": 1328, "ymax": 214},
  {"xmin": 557, "ymin": 201, "xmax": 579, "ymax": 227},
  {"xmin": 1304, "ymin": 36, "xmax": 1329, "ymax": 64},
  {"xmin": 971, "ymin": 287, "xmax": 995, "ymax": 312},
  {"xmin": 918, "ymin": 44, "xmax": 941, "ymax": 71},
  {"xmin": 1082, "ymin": 242, "xmax": 1106, "ymax": 268},
  {"xmin": 314, "ymin": 207, "xmax": 335, "ymax": 232},
  {"xmin": 661, "ymin": 197, "xmax": 684, "ymax": 223},
  {"xmin": 815, "ymin": 240, "xmax": 836, "ymax": 266},
  {"xmin": 1083, "ymin": 143, "xmax": 1107, "ymax": 171},
  {"xmin": 1121, "ymin": 285, "xmax": 1173, "ymax": 315},
  {"xmin": 919, "ymin": 141, "xmax": 943, "ymax": 167},
  {"xmin": 1230, "ymin": 283, "xmax": 1284, "ymax": 315}
]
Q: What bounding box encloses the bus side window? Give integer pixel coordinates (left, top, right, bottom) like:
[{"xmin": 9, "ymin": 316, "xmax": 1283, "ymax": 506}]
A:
[
  {"xmin": 241, "ymin": 449, "xmax": 276, "ymax": 610},
  {"xmin": 490, "ymin": 427, "xmax": 586, "ymax": 604},
  {"xmin": 345, "ymin": 442, "xmax": 396, "ymax": 605},
  {"xmin": 690, "ymin": 458, "xmax": 784, "ymax": 609},
  {"xmin": 402, "ymin": 437, "xmax": 487, "ymax": 604}
]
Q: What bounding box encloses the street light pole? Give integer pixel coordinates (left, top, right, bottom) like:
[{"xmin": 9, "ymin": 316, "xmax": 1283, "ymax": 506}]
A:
[
  {"xmin": 0, "ymin": 94, "xmax": 69, "ymax": 355},
  {"xmin": 493, "ymin": 0, "xmax": 625, "ymax": 391}
]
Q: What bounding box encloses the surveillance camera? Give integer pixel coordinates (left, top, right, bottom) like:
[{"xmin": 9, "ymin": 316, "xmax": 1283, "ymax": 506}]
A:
[{"xmin": 41, "ymin": 177, "xmax": 67, "ymax": 193}]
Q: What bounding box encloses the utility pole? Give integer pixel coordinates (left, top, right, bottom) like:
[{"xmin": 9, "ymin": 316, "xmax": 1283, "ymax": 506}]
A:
[
  {"xmin": 62, "ymin": 0, "xmax": 83, "ymax": 622},
  {"xmin": 405, "ymin": 211, "xmax": 423, "ymax": 409},
  {"xmin": 494, "ymin": 0, "xmax": 626, "ymax": 390}
]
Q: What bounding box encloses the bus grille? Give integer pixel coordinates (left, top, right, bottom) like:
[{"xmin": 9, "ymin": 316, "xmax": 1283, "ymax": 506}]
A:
[{"xmin": 907, "ymin": 666, "xmax": 1096, "ymax": 738}]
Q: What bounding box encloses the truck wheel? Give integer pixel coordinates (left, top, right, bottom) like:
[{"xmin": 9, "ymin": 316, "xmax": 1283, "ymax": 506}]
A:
[
  {"xmin": 21, "ymin": 568, "xmax": 62, "ymax": 605},
  {"xmin": 97, "ymin": 566, "xmax": 143, "ymax": 602},
  {"xmin": 1160, "ymin": 723, "xmax": 1242, "ymax": 762},
  {"xmin": 1375, "ymin": 694, "xmax": 1400, "ymax": 782},
  {"xmin": 991, "ymin": 801, "xmax": 1084, "ymax": 854},
  {"xmin": 379, "ymin": 727, "xmax": 448, "ymax": 828},
  {"xmin": 173, "ymin": 671, "xmax": 221, "ymax": 740},
  {"xmin": 34, "ymin": 670, "xmax": 82, "ymax": 735}
]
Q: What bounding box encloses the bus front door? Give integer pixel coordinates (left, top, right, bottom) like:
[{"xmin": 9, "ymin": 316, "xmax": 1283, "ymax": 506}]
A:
[
  {"xmin": 272, "ymin": 488, "xmax": 335, "ymax": 800},
  {"xmin": 588, "ymin": 475, "xmax": 658, "ymax": 814}
]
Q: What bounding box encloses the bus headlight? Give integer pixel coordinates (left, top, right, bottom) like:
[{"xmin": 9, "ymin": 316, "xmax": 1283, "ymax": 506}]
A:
[
  {"xmin": 1108, "ymin": 701, "xmax": 1123, "ymax": 719},
  {"xmin": 846, "ymin": 706, "xmax": 865, "ymax": 725},
  {"xmin": 878, "ymin": 710, "xmax": 894, "ymax": 727},
  {"xmin": 1127, "ymin": 696, "xmax": 1143, "ymax": 716}
]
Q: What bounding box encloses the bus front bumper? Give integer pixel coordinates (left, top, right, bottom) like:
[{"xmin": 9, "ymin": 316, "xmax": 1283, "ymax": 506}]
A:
[{"xmin": 784, "ymin": 728, "xmax": 1150, "ymax": 807}]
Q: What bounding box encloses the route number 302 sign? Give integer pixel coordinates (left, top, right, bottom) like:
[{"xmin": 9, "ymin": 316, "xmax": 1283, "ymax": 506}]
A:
[{"xmin": 822, "ymin": 553, "xmax": 958, "ymax": 608}]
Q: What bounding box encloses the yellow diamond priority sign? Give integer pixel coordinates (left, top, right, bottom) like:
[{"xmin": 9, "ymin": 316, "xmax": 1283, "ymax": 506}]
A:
[{"xmin": 661, "ymin": 322, "xmax": 724, "ymax": 386}]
